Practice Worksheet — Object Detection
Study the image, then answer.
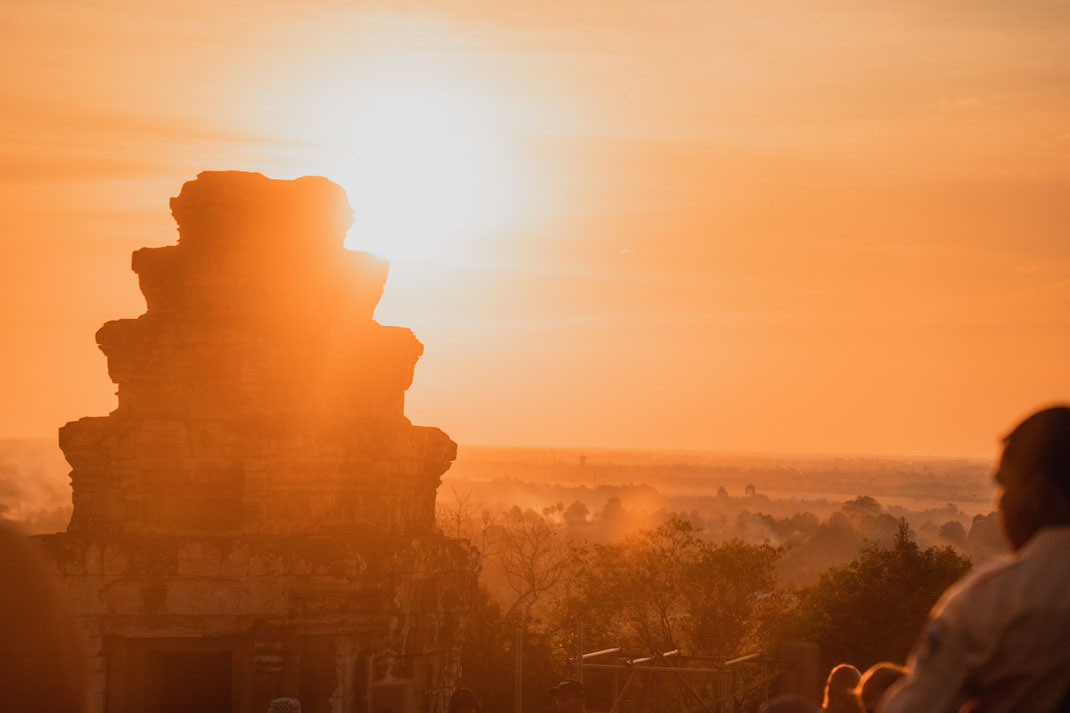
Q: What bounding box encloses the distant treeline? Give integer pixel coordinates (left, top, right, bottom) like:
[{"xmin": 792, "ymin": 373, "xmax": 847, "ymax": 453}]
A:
[
  {"xmin": 439, "ymin": 474, "xmax": 1003, "ymax": 588},
  {"xmin": 451, "ymin": 445, "xmax": 993, "ymax": 508}
]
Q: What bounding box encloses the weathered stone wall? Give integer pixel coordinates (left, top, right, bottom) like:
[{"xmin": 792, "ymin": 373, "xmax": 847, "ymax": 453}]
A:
[
  {"xmin": 42, "ymin": 532, "xmax": 478, "ymax": 712},
  {"xmin": 41, "ymin": 171, "xmax": 480, "ymax": 712}
]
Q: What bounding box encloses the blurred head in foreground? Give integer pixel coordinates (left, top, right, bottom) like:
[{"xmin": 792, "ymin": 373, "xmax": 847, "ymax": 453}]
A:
[
  {"xmin": 549, "ymin": 679, "xmax": 586, "ymax": 713},
  {"xmin": 854, "ymin": 662, "xmax": 906, "ymax": 712},
  {"xmin": 448, "ymin": 687, "xmax": 483, "ymax": 713},
  {"xmin": 996, "ymin": 405, "xmax": 1070, "ymax": 550},
  {"xmin": 761, "ymin": 696, "xmax": 819, "ymax": 713},
  {"xmin": 267, "ymin": 698, "xmax": 301, "ymax": 713},
  {"xmin": 821, "ymin": 663, "xmax": 862, "ymax": 713},
  {"xmin": 0, "ymin": 522, "xmax": 87, "ymax": 712}
]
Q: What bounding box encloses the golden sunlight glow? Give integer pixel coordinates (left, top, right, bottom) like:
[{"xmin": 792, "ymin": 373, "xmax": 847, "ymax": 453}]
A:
[{"xmin": 288, "ymin": 51, "xmax": 532, "ymax": 263}]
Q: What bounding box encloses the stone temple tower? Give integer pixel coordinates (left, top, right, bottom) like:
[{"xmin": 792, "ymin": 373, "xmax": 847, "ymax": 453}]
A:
[{"xmin": 40, "ymin": 171, "xmax": 480, "ymax": 713}]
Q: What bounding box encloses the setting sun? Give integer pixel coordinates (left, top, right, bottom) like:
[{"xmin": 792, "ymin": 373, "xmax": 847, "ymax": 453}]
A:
[{"xmin": 282, "ymin": 50, "xmax": 532, "ymax": 263}]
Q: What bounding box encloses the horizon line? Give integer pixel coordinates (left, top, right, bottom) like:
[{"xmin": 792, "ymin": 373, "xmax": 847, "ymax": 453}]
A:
[{"xmin": 0, "ymin": 434, "xmax": 995, "ymax": 463}]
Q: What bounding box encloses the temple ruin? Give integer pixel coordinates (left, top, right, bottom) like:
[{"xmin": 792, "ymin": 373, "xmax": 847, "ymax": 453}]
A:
[{"xmin": 39, "ymin": 171, "xmax": 480, "ymax": 713}]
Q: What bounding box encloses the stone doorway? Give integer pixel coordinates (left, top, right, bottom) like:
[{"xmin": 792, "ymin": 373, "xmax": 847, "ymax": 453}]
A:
[
  {"xmin": 146, "ymin": 650, "xmax": 231, "ymax": 713},
  {"xmin": 105, "ymin": 636, "xmax": 251, "ymax": 713}
]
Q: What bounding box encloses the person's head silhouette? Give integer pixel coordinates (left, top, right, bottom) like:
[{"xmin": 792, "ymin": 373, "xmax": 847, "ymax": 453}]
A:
[
  {"xmin": 854, "ymin": 662, "xmax": 906, "ymax": 712},
  {"xmin": 821, "ymin": 663, "xmax": 862, "ymax": 713},
  {"xmin": 267, "ymin": 697, "xmax": 301, "ymax": 713},
  {"xmin": 996, "ymin": 405, "xmax": 1070, "ymax": 550},
  {"xmin": 447, "ymin": 687, "xmax": 482, "ymax": 713},
  {"xmin": 549, "ymin": 680, "xmax": 586, "ymax": 713}
]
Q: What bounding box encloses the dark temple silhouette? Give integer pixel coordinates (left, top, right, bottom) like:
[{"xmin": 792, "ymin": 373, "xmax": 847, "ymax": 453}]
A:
[{"xmin": 38, "ymin": 171, "xmax": 479, "ymax": 713}]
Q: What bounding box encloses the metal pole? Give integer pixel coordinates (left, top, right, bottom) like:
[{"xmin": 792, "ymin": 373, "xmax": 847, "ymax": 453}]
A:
[
  {"xmin": 724, "ymin": 653, "xmax": 761, "ymax": 666},
  {"xmin": 672, "ymin": 671, "xmax": 718, "ymax": 712},
  {"xmin": 630, "ymin": 650, "xmax": 679, "ymax": 666},
  {"xmin": 515, "ymin": 627, "xmax": 523, "ymax": 713},
  {"xmin": 576, "ymin": 622, "xmax": 584, "ymax": 682},
  {"xmin": 637, "ymin": 672, "xmax": 650, "ymax": 713},
  {"xmin": 582, "ymin": 647, "xmax": 622, "ymax": 660},
  {"xmin": 607, "ymin": 671, "xmax": 637, "ymax": 713},
  {"xmin": 583, "ymin": 664, "xmax": 726, "ymax": 674},
  {"xmin": 761, "ymin": 662, "xmax": 769, "ymax": 706}
]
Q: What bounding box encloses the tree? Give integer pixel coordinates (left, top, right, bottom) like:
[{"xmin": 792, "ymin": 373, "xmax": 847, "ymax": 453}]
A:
[
  {"xmin": 938, "ymin": 520, "xmax": 967, "ymax": 547},
  {"xmin": 491, "ymin": 506, "xmax": 584, "ymax": 621},
  {"xmin": 557, "ymin": 517, "xmax": 785, "ymax": 658},
  {"xmin": 563, "ymin": 500, "xmax": 590, "ymax": 527},
  {"xmin": 966, "ymin": 512, "xmax": 1008, "ymax": 562},
  {"xmin": 463, "ymin": 516, "xmax": 789, "ymax": 713},
  {"xmin": 562, "ymin": 519, "xmax": 697, "ymax": 653},
  {"xmin": 457, "ymin": 585, "xmax": 565, "ymax": 713},
  {"xmin": 841, "ymin": 495, "xmax": 882, "ymax": 519},
  {"xmin": 682, "ymin": 538, "xmax": 784, "ymax": 658},
  {"xmin": 777, "ymin": 522, "xmax": 971, "ymax": 670},
  {"xmin": 471, "ymin": 510, "xmax": 585, "ymax": 713},
  {"xmin": 436, "ymin": 485, "xmax": 475, "ymax": 539}
]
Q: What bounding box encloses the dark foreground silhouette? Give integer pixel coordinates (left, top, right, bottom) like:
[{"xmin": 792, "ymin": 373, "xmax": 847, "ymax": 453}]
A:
[{"xmin": 0, "ymin": 521, "xmax": 87, "ymax": 712}]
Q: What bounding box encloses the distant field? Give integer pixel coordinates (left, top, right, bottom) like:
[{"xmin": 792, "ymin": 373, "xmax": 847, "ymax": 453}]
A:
[{"xmin": 448, "ymin": 444, "xmax": 995, "ymax": 514}]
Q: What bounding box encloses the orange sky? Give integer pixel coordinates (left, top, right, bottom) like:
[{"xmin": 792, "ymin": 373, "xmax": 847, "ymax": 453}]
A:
[{"xmin": 2, "ymin": 1, "xmax": 1068, "ymax": 458}]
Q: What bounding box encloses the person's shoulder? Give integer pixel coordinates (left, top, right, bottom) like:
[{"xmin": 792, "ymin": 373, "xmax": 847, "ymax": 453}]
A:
[
  {"xmin": 933, "ymin": 553, "xmax": 1020, "ymax": 620},
  {"xmin": 936, "ymin": 529, "xmax": 1070, "ymax": 622}
]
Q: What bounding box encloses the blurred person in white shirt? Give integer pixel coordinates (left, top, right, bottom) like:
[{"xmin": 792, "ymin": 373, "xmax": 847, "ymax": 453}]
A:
[{"xmin": 880, "ymin": 405, "xmax": 1070, "ymax": 713}]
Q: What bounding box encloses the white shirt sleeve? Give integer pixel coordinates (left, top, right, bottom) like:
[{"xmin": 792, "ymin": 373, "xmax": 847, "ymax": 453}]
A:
[{"xmin": 878, "ymin": 616, "xmax": 975, "ymax": 713}]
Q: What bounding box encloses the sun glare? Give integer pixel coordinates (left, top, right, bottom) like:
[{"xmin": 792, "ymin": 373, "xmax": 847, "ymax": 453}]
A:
[{"xmin": 286, "ymin": 51, "xmax": 530, "ymax": 263}]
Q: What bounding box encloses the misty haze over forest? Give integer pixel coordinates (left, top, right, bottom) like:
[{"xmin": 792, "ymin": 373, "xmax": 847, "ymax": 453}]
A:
[
  {"xmin": 1, "ymin": 437, "xmax": 1004, "ymax": 587},
  {"xmin": 439, "ymin": 446, "xmax": 1003, "ymax": 592}
]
